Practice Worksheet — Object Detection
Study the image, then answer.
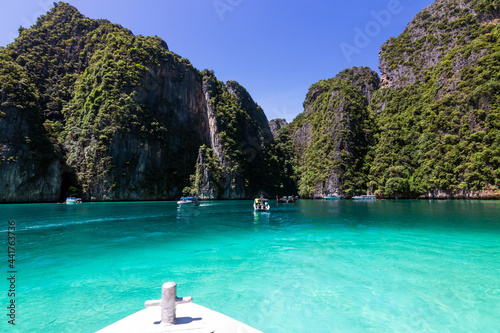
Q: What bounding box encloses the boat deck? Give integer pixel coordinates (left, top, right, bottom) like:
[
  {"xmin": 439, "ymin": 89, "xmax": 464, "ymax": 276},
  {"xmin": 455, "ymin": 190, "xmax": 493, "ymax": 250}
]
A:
[{"xmin": 96, "ymin": 302, "xmax": 262, "ymax": 333}]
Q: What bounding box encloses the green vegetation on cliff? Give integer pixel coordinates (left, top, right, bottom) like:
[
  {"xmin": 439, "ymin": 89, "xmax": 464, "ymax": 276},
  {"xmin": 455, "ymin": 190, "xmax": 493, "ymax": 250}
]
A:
[
  {"xmin": 284, "ymin": 0, "xmax": 500, "ymax": 199},
  {"xmin": 370, "ymin": 22, "xmax": 500, "ymax": 197},
  {"xmin": 187, "ymin": 70, "xmax": 294, "ymax": 198},
  {"xmin": 2, "ymin": 0, "xmax": 500, "ymax": 202},
  {"xmin": 63, "ymin": 24, "xmax": 181, "ymax": 195},
  {"xmin": 0, "ymin": 52, "xmax": 54, "ymax": 168},
  {"xmin": 284, "ymin": 67, "xmax": 379, "ymax": 198},
  {"xmin": 1, "ymin": 2, "xmax": 268, "ymax": 201},
  {"xmin": 380, "ymin": 0, "xmax": 500, "ymax": 87},
  {"xmin": 9, "ymin": 3, "xmax": 99, "ymax": 123}
]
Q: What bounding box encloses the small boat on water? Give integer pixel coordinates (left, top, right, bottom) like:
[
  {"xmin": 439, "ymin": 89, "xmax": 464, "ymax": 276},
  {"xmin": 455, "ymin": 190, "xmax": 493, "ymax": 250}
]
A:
[
  {"xmin": 177, "ymin": 196, "xmax": 200, "ymax": 206},
  {"xmin": 352, "ymin": 195, "xmax": 376, "ymax": 200},
  {"xmin": 277, "ymin": 195, "xmax": 295, "ymax": 203},
  {"xmin": 324, "ymin": 194, "xmax": 340, "ymax": 200},
  {"xmin": 254, "ymin": 198, "xmax": 270, "ymax": 211},
  {"xmin": 65, "ymin": 197, "xmax": 82, "ymax": 204}
]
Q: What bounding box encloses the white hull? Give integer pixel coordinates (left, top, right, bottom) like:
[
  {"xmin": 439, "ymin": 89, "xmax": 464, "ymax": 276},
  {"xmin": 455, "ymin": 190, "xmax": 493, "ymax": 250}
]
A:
[
  {"xmin": 65, "ymin": 197, "xmax": 82, "ymax": 204},
  {"xmin": 96, "ymin": 302, "xmax": 262, "ymax": 333}
]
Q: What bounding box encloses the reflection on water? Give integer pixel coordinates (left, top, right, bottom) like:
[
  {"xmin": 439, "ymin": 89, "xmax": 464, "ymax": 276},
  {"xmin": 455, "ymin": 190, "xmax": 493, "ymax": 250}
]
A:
[{"xmin": 253, "ymin": 210, "xmax": 271, "ymax": 224}]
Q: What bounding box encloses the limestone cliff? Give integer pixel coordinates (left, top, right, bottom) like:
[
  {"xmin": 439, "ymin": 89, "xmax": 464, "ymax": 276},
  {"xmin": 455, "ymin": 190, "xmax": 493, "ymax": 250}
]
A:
[
  {"xmin": 63, "ymin": 46, "xmax": 208, "ymax": 201},
  {"xmin": 0, "ymin": 55, "xmax": 60, "ymax": 202},
  {"xmin": 4, "ymin": 1, "xmax": 499, "ymax": 202},
  {"xmin": 188, "ymin": 73, "xmax": 274, "ymax": 199},
  {"xmin": 379, "ymin": 0, "xmax": 500, "ymax": 89},
  {"xmin": 269, "ymin": 119, "xmax": 288, "ymax": 138},
  {"xmin": 0, "ymin": 2, "xmax": 276, "ymax": 202},
  {"xmin": 370, "ymin": 0, "xmax": 500, "ymax": 199},
  {"xmin": 284, "ymin": 67, "xmax": 380, "ymax": 198}
]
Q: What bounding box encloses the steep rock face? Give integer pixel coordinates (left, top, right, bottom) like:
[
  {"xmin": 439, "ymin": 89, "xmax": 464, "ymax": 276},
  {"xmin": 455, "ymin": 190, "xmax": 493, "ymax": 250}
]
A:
[
  {"xmin": 192, "ymin": 146, "xmax": 221, "ymax": 199},
  {"xmin": 10, "ymin": 3, "xmax": 106, "ymax": 122},
  {"xmin": 379, "ymin": 0, "xmax": 500, "ymax": 89},
  {"xmin": 269, "ymin": 118, "xmax": 288, "ymax": 138},
  {"xmin": 0, "ymin": 56, "xmax": 60, "ymax": 202},
  {"xmin": 225, "ymin": 81, "xmax": 273, "ymax": 145},
  {"xmin": 189, "ymin": 73, "xmax": 274, "ymax": 199},
  {"xmin": 0, "ymin": 2, "xmax": 103, "ymax": 202},
  {"xmin": 370, "ymin": 0, "xmax": 500, "ymax": 199},
  {"xmin": 65, "ymin": 50, "xmax": 209, "ymax": 200},
  {"xmin": 0, "ymin": 106, "xmax": 61, "ymax": 202},
  {"xmin": 285, "ymin": 67, "xmax": 380, "ymax": 198},
  {"xmin": 62, "ymin": 27, "xmax": 274, "ymax": 201},
  {"xmin": 110, "ymin": 61, "xmax": 208, "ymax": 200},
  {"xmin": 0, "ymin": 2, "xmax": 275, "ymax": 202}
]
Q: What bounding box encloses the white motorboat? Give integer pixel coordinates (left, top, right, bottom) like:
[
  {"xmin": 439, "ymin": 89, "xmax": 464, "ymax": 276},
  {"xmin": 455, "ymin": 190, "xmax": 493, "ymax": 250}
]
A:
[
  {"xmin": 254, "ymin": 198, "xmax": 270, "ymax": 211},
  {"xmin": 177, "ymin": 196, "xmax": 200, "ymax": 206},
  {"xmin": 65, "ymin": 197, "xmax": 82, "ymax": 204}
]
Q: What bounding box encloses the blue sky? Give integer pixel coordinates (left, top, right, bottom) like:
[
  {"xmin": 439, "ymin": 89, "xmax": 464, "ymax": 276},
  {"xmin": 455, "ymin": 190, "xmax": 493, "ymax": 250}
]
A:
[{"xmin": 0, "ymin": 0, "xmax": 434, "ymax": 122}]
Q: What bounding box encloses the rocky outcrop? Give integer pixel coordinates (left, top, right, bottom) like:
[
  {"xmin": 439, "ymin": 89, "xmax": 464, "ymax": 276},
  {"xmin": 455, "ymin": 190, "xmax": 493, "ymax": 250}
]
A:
[
  {"xmin": 93, "ymin": 57, "xmax": 208, "ymax": 200},
  {"xmin": 225, "ymin": 81, "xmax": 273, "ymax": 145},
  {"xmin": 379, "ymin": 0, "xmax": 500, "ymax": 89},
  {"xmin": 286, "ymin": 67, "xmax": 380, "ymax": 198},
  {"xmin": 269, "ymin": 119, "xmax": 288, "ymax": 138},
  {"xmin": 370, "ymin": 0, "xmax": 500, "ymax": 199},
  {"xmin": 63, "ymin": 42, "xmax": 275, "ymax": 201},
  {"xmin": 190, "ymin": 75, "xmax": 275, "ymax": 199},
  {"xmin": 0, "ymin": 106, "xmax": 61, "ymax": 202},
  {"xmin": 191, "ymin": 146, "xmax": 221, "ymax": 199},
  {"xmin": 4, "ymin": 1, "xmax": 499, "ymax": 202},
  {"xmin": 0, "ymin": 57, "xmax": 61, "ymax": 202},
  {"xmin": 418, "ymin": 188, "xmax": 500, "ymax": 200},
  {"xmin": 0, "ymin": 3, "xmax": 276, "ymax": 202}
]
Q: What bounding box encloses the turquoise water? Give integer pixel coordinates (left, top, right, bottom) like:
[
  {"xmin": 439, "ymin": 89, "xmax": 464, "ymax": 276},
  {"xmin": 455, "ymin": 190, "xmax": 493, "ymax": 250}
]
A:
[{"xmin": 1, "ymin": 200, "xmax": 500, "ymax": 332}]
